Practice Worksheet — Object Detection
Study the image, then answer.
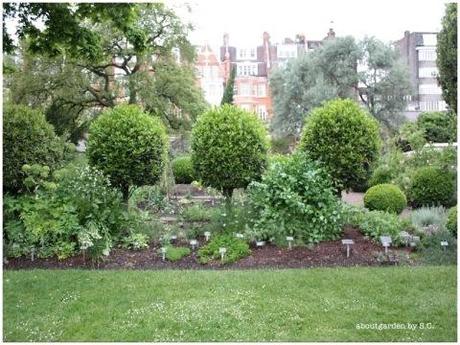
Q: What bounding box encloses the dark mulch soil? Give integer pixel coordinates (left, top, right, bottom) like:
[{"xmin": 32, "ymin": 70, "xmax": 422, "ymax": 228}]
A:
[{"xmin": 4, "ymin": 228, "xmax": 415, "ymax": 270}]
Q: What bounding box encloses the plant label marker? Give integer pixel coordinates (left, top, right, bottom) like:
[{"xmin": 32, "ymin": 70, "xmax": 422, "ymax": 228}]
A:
[
  {"xmin": 190, "ymin": 239, "xmax": 198, "ymax": 250},
  {"xmin": 219, "ymin": 247, "xmax": 227, "ymax": 262},
  {"xmin": 170, "ymin": 235, "xmax": 177, "ymax": 242},
  {"xmin": 160, "ymin": 247, "xmax": 167, "ymax": 261},
  {"xmin": 440, "ymin": 241, "xmax": 448, "ymax": 250},
  {"xmin": 341, "ymin": 239, "xmax": 354, "ymax": 258},
  {"xmin": 235, "ymin": 233, "xmax": 244, "ymax": 239},
  {"xmin": 380, "ymin": 236, "xmax": 392, "ymax": 254},
  {"xmin": 204, "ymin": 231, "xmax": 211, "ymax": 241},
  {"xmin": 256, "ymin": 241, "xmax": 265, "ymax": 247},
  {"xmin": 286, "ymin": 236, "xmax": 294, "ymax": 249}
]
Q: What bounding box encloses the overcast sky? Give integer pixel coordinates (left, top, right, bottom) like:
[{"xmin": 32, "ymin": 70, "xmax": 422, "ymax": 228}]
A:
[{"xmin": 167, "ymin": 0, "xmax": 450, "ymax": 51}]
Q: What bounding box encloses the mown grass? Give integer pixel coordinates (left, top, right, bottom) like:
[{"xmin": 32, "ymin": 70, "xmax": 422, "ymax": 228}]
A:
[{"xmin": 3, "ymin": 266, "xmax": 457, "ymax": 342}]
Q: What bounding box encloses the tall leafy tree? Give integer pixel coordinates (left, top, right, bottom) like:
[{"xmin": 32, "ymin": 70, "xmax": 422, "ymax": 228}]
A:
[
  {"xmin": 4, "ymin": 3, "xmax": 207, "ymax": 136},
  {"xmin": 270, "ymin": 36, "xmax": 412, "ymax": 138},
  {"xmin": 437, "ymin": 3, "xmax": 457, "ymax": 114},
  {"xmin": 221, "ymin": 66, "xmax": 236, "ymax": 105}
]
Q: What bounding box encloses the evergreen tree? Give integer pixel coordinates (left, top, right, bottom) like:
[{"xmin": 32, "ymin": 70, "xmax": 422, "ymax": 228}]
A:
[{"xmin": 221, "ymin": 66, "xmax": 236, "ymax": 105}]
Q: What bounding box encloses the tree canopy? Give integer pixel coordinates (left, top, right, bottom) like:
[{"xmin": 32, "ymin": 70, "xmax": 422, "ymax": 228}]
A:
[
  {"xmin": 270, "ymin": 36, "xmax": 412, "ymax": 138},
  {"xmin": 437, "ymin": 3, "xmax": 457, "ymax": 114}
]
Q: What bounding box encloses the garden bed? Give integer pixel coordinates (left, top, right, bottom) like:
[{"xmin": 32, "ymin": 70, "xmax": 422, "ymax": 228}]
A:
[{"xmin": 4, "ymin": 228, "xmax": 415, "ymax": 270}]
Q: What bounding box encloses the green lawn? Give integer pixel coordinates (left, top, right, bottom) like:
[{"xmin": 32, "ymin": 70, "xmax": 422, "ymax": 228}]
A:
[{"xmin": 3, "ymin": 266, "xmax": 457, "ymax": 342}]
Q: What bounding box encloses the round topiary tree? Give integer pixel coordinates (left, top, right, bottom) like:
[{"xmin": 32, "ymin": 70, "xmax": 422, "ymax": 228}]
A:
[
  {"xmin": 446, "ymin": 205, "xmax": 457, "ymax": 236},
  {"xmin": 364, "ymin": 183, "xmax": 407, "ymax": 214},
  {"xmin": 299, "ymin": 98, "xmax": 381, "ymax": 193},
  {"xmin": 3, "ymin": 104, "xmax": 64, "ymax": 194},
  {"xmin": 87, "ymin": 105, "xmax": 168, "ymax": 201},
  {"xmin": 409, "ymin": 166, "xmax": 455, "ymax": 207},
  {"xmin": 191, "ymin": 104, "xmax": 269, "ymax": 198},
  {"xmin": 417, "ymin": 111, "xmax": 455, "ymax": 143},
  {"xmin": 172, "ymin": 155, "xmax": 195, "ymax": 184}
]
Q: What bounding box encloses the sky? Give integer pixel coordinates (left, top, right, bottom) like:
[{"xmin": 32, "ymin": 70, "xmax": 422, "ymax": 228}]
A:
[{"xmin": 167, "ymin": 0, "xmax": 450, "ymax": 52}]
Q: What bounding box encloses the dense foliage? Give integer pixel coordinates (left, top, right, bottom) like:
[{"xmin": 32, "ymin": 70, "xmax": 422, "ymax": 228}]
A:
[
  {"xmin": 221, "ymin": 66, "xmax": 236, "ymax": 105},
  {"xmin": 191, "ymin": 105, "xmax": 269, "ymax": 198},
  {"xmin": 172, "ymin": 155, "xmax": 195, "ymax": 184},
  {"xmin": 364, "ymin": 184, "xmax": 407, "ymax": 214},
  {"xmin": 410, "ymin": 206, "xmax": 448, "ymax": 233},
  {"xmin": 198, "ymin": 234, "xmax": 250, "ymax": 264},
  {"xmin": 87, "ymin": 105, "xmax": 168, "ymax": 200},
  {"xmin": 437, "ymin": 3, "xmax": 457, "ymax": 113},
  {"xmin": 409, "ymin": 167, "xmax": 455, "ymax": 207},
  {"xmin": 3, "ymin": 104, "xmax": 65, "ymax": 194},
  {"xmin": 446, "ymin": 206, "xmax": 457, "ymax": 236},
  {"xmin": 358, "ymin": 210, "xmax": 403, "ymax": 242},
  {"xmin": 3, "ymin": 163, "xmax": 128, "ymax": 260},
  {"xmin": 299, "ymin": 99, "xmax": 381, "ymax": 192},
  {"xmin": 417, "ymin": 111, "xmax": 456, "ymax": 143},
  {"xmin": 247, "ymin": 153, "xmax": 342, "ymax": 244},
  {"xmin": 270, "ymin": 36, "xmax": 411, "ymax": 137}
]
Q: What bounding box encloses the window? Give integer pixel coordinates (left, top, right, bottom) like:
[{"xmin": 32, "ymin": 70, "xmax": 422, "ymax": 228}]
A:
[
  {"xmin": 418, "ymin": 49, "xmax": 436, "ymax": 61},
  {"xmin": 419, "ymin": 67, "xmax": 438, "ymax": 78},
  {"xmin": 257, "ymin": 105, "xmax": 267, "ymax": 121},
  {"xmin": 257, "ymin": 84, "xmax": 266, "ymax": 97},
  {"xmin": 237, "ymin": 48, "xmax": 257, "ymax": 60},
  {"xmin": 239, "ymin": 83, "xmax": 252, "ymax": 96},
  {"xmin": 419, "ymin": 84, "xmax": 442, "ymax": 95},
  {"xmin": 236, "ymin": 63, "xmax": 258, "ymax": 76},
  {"xmin": 420, "ymin": 100, "xmax": 447, "ymax": 111}
]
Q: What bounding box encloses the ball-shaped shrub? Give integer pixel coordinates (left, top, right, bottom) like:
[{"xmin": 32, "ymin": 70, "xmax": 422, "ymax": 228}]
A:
[
  {"xmin": 172, "ymin": 155, "xmax": 195, "ymax": 184},
  {"xmin": 299, "ymin": 99, "xmax": 380, "ymax": 193},
  {"xmin": 410, "ymin": 167, "xmax": 455, "ymax": 207},
  {"xmin": 87, "ymin": 105, "xmax": 168, "ymax": 200},
  {"xmin": 364, "ymin": 184, "xmax": 407, "ymax": 214},
  {"xmin": 446, "ymin": 206, "xmax": 457, "ymax": 236},
  {"xmin": 247, "ymin": 152, "xmax": 343, "ymax": 244},
  {"xmin": 3, "ymin": 104, "xmax": 64, "ymax": 194},
  {"xmin": 191, "ymin": 104, "xmax": 269, "ymax": 198}
]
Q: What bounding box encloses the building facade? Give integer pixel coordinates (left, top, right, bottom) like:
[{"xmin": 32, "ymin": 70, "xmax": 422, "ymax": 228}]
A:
[
  {"xmin": 195, "ymin": 44, "xmax": 225, "ymax": 106},
  {"xmin": 394, "ymin": 31, "xmax": 447, "ymax": 119}
]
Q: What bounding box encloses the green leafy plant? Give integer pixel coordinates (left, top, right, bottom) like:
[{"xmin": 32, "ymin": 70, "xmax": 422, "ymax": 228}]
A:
[
  {"xmin": 246, "ymin": 152, "xmax": 343, "ymax": 244},
  {"xmin": 160, "ymin": 246, "xmax": 191, "ymax": 262},
  {"xmin": 122, "ymin": 233, "xmax": 149, "ymax": 250},
  {"xmin": 299, "ymin": 98, "xmax": 381, "ymax": 193},
  {"xmin": 3, "ymin": 104, "xmax": 65, "ymax": 194},
  {"xmin": 172, "ymin": 155, "xmax": 195, "ymax": 184},
  {"xmin": 340, "ymin": 203, "xmax": 367, "ymax": 228},
  {"xmin": 87, "ymin": 104, "xmax": 168, "ymax": 200},
  {"xmin": 409, "ymin": 166, "xmax": 455, "ymax": 207},
  {"xmin": 419, "ymin": 230, "xmax": 457, "ymax": 265},
  {"xmin": 358, "ymin": 210, "xmax": 403, "ymax": 242},
  {"xmin": 417, "ymin": 111, "xmax": 456, "ymax": 143},
  {"xmin": 364, "ymin": 184, "xmax": 407, "ymax": 214},
  {"xmin": 129, "ymin": 185, "xmax": 169, "ymax": 213},
  {"xmin": 191, "ymin": 104, "xmax": 269, "ymax": 198},
  {"xmin": 198, "ymin": 234, "xmax": 250, "ymax": 264},
  {"xmin": 446, "ymin": 206, "xmax": 457, "ymax": 236},
  {"xmin": 181, "ymin": 204, "xmax": 213, "ymax": 222}
]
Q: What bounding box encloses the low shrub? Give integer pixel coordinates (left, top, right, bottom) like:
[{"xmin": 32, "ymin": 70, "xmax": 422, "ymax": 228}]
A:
[
  {"xmin": 358, "ymin": 210, "xmax": 403, "ymax": 242},
  {"xmin": 129, "ymin": 185, "xmax": 169, "ymax": 213},
  {"xmin": 419, "ymin": 230, "xmax": 457, "ymax": 265},
  {"xmin": 340, "ymin": 203, "xmax": 366, "ymax": 228},
  {"xmin": 247, "ymin": 153, "xmax": 342, "ymax": 244},
  {"xmin": 270, "ymin": 136, "xmax": 294, "ymax": 154},
  {"xmin": 368, "ymin": 165, "xmax": 394, "ymax": 187},
  {"xmin": 181, "ymin": 204, "xmax": 213, "ymax": 222},
  {"xmin": 198, "ymin": 234, "xmax": 250, "ymax": 264},
  {"xmin": 162, "ymin": 246, "xmax": 191, "ymax": 262},
  {"xmin": 409, "ymin": 167, "xmax": 455, "ymax": 207},
  {"xmin": 364, "ymin": 184, "xmax": 407, "ymax": 214},
  {"xmin": 172, "ymin": 155, "xmax": 195, "ymax": 184},
  {"xmin": 417, "ymin": 111, "xmax": 455, "ymax": 143},
  {"xmin": 121, "ymin": 233, "xmax": 149, "ymax": 250},
  {"xmin": 446, "ymin": 206, "xmax": 457, "ymax": 236},
  {"xmin": 411, "ymin": 206, "xmax": 448, "ymax": 233}
]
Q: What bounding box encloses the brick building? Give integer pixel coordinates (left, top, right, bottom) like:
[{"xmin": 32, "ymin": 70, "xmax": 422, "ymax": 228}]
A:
[
  {"xmin": 195, "ymin": 44, "xmax": 225, "ymax": 106},
  {"xmin": 394, "ymin": 31, "xmax": 448, "ymax": 120}
]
